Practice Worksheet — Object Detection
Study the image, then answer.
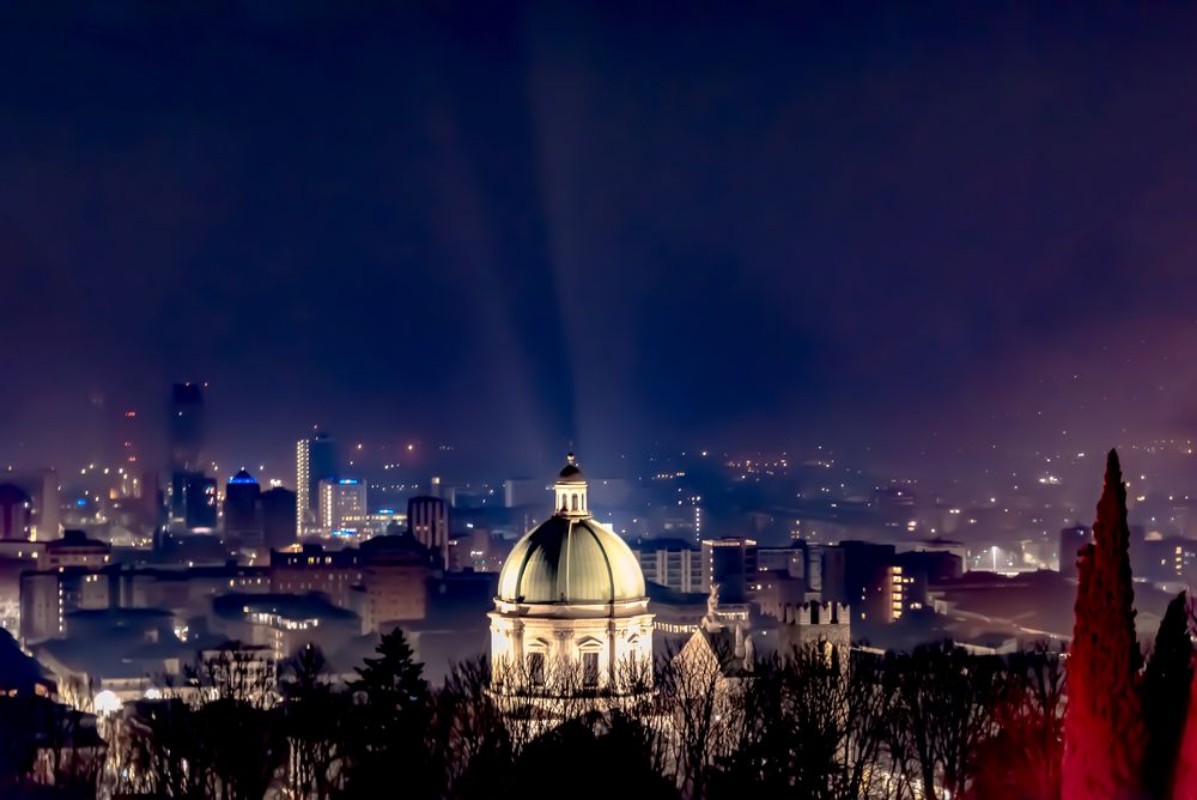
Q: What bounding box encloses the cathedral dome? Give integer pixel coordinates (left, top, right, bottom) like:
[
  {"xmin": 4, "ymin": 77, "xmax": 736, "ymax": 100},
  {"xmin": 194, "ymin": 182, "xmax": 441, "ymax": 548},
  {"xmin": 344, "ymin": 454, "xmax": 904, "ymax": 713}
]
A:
[{"xmin": 497, "ymin": 515, "xmax": 646, "ymax": 604}]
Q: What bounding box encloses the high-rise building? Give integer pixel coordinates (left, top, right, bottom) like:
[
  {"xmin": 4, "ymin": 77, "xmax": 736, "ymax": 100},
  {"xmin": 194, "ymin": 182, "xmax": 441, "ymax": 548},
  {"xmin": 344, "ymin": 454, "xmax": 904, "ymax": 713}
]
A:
[
  {"xmin": 261, "ymin": 487, "xmax": 298, "ymax": 551},
  {"xmin": 224, "ymin": 470, "xmax": 262, "ymax": 541},
  {"xmin": 407, "ymin": 496, "xmax": 449, "ymax": 570},
  {"xmin": 34, "ymin": 469, "xmax": 60, "ymax": 541},
  {"xmin": 319, "ymin": 479, "xmax": 367, "ymax": 533},
  {"xmin": 169, "ymin": 383, "xmax": 205, "ymax": 471},
  {"xmin": 168, "ymin": 383, "xmax": 206, "ymax": 523},
  {"xmin": 184, "ymin": 475, "xmax": 218, "ymax": 531},
  {"xmin": 296, "ymin": 432, "xmax": 337, "ymax": 534},
  {"xmin": 701, "ymin": 536, "xmax": 759, "ymax": 603},
  {"xmin": 120, "ymin": 409, "xmax": 141, "ymax": 466}
]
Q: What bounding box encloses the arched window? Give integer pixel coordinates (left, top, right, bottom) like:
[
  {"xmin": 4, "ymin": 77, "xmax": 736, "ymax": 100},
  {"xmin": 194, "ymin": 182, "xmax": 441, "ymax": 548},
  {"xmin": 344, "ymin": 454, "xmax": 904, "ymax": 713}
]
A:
[{"xmin": 571, "ymin": 494, "xmax": 579, "ymax": 511}]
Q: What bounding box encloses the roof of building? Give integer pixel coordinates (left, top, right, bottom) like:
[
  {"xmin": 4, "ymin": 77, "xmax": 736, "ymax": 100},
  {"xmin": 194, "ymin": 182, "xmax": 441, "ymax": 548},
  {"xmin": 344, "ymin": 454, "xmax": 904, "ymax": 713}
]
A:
[
  {"xmin": 498, "ymin": 515, "xmax": 645, "ymax": 604},
  {"xmin": 228, "ymin": 469, "xmax": 258, "ymax": 485},
  {"xmin": 212, "ymin": 592, "xmax": 359, "ymax": 623},
  {"xmin": 47, "ymin": 529, "xmax": 109, "ymax": 550},
  {"xmin": 0, "ymin": 483, "xmax": 29, "ymax": 504},
  {"xmin": 634, "ymin": 537, "xmax": 698, "ymax": 552},
  {"xmin": 359, "ymin": 532, "xmax": 432, "ymax": 564}
]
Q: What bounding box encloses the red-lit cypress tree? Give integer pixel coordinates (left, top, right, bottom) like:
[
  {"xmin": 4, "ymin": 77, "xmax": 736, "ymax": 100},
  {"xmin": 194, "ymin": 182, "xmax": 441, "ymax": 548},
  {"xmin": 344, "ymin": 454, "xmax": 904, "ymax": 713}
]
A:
[
  {"xmin": 1062, "ymin": 449, "xmax": 1144, "ymax": 799},
  {"xmin": 1171, "ymin": 667, "xmax": 1197, "ymax": 799}
]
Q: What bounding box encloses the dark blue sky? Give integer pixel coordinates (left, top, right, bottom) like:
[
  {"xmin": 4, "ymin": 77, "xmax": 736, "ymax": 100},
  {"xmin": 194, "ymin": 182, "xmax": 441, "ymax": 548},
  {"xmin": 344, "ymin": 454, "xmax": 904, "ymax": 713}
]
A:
[{"xmin": 2, "ymin": 2, "xmax": 1197, "ymax": 478}]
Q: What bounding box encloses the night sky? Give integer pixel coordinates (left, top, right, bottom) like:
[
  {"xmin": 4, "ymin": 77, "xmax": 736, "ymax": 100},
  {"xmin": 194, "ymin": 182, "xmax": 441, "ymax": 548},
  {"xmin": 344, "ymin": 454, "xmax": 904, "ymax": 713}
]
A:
[{"xmin": 3, "ymin": 3, "xmax": 1197, "ymax": 478}]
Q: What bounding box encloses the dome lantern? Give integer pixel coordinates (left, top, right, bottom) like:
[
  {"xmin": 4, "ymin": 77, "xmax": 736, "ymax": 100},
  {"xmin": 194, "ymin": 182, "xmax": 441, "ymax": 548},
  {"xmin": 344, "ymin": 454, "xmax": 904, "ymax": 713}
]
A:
[{"xmin": 554, "ymin": 452, "xmax": 588, "ymax": 517}]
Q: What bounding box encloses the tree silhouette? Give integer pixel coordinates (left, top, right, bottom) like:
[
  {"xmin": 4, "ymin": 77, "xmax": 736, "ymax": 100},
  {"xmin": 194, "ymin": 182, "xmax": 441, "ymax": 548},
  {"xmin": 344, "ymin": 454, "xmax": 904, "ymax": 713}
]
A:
[
  {"xmin": 1142, "ymin": 591, "xmax": 1192, "ymax": 798},
  {"xmin": 344, "ymin": 628, "xmax": 435, "ymax": 799},
  {"xmin": 969, "ymin": 644, "xmax": 1065, "ymax": 799},
  {"xmin": 280, "ymin": 644, "xmax": 349, "ymax": 800},
  {"xmin": 1062, "ymin": 449, "xmax": 1144, "ymax": 799}
]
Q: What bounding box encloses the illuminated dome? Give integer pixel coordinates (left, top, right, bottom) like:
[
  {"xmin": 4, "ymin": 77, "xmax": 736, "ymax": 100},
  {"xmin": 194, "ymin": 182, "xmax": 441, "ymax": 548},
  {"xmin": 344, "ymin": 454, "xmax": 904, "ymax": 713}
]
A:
[
  {"xmin": 497, "ymin": 515, "xmax": 646, "ymax": 604},
  {"xmin": 489, "ymin": 453, "xmax": 654, "ymax": 706}
]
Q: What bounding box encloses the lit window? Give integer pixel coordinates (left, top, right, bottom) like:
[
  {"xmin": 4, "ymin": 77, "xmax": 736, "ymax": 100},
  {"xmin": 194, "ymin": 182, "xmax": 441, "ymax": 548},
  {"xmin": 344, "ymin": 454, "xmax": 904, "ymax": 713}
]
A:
[
  {"xmin": 582, "ymin": 652, "xmax": 600, "ymax": 687},
  {"xmin": 527, "ymin": 653, "xmax": 545, "ymax": 686}
]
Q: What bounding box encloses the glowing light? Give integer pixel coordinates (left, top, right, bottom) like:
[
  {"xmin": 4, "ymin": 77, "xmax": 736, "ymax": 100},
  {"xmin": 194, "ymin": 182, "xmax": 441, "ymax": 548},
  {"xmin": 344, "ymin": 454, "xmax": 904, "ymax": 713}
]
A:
[{"xmin": 94, "ymin": 690, "xmax": 121, "ymax": 715}]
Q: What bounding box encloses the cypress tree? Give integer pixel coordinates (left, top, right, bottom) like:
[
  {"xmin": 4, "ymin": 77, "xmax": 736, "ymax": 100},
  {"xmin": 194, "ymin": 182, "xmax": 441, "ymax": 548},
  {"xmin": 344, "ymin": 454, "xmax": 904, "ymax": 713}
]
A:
[
  {"xmin": 1142, "ymin": 591, "xmax": 1192, "ymax": 798},
  {"xmin": 1062, "ymin": 449, "xmax": 1144, "ymax": 799}
]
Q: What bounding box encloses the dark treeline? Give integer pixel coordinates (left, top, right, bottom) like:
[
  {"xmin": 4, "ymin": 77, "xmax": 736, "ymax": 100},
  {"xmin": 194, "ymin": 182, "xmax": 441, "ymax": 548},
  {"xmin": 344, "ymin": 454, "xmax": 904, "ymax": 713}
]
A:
[
  {"xmin": 0, "ymin": 630, "xmax": 1077, "ymax": 799},
  {"xmin": 1, "ymin": 602, "xmax": 1190, "ymax": 799}
]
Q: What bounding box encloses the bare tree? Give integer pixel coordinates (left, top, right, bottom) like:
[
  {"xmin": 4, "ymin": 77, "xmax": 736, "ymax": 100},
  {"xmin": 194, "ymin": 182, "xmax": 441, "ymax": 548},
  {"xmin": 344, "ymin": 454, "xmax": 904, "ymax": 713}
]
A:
[{"xmin": 279, "ymin": 644, "xmax": 348, "ymax": 800}]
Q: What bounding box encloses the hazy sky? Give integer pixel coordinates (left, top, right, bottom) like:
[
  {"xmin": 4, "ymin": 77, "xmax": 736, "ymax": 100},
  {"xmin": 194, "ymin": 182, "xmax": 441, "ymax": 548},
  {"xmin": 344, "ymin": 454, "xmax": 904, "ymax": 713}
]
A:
[{"xmin": 2, "ymin": 3, "xmax": 1197, "ymax": 478}]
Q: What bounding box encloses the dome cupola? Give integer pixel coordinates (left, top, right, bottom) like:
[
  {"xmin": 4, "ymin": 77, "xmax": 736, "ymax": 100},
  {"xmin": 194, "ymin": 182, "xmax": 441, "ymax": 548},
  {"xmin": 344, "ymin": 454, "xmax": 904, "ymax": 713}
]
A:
[{"xmin": 554, "ymin": 452, "xmax": 588, "ymax": 517}]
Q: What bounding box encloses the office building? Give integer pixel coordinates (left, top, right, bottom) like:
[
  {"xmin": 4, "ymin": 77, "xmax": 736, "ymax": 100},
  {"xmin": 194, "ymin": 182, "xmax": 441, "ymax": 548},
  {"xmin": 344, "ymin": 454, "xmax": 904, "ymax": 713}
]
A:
[
  {"xmin": 319, "ymin": 479, "xmax": 367, "ymax": 533},
  {"xmin": 168, "ymin": 383, "xmax": 205, "ymax": 471},
  {"xmin": 821, "ymin": 541, "xmax": 911, "ymax": 625},
  {"xmin": 167, "ymin": 384, "xmax": 205, "ymax": 522},
  {"xmin": 0, "ymin": 484, "xmax": 31, "ymax": 541},
  {"xmin": 261, "ymin": 488, "xmax": 298, "ymax": 551},
  {"xmin": 701, "ymin": 536, "xmax": 759, "ymax": 603},
  {"xmin": 407, "ymin": 496, "xmax": 449, "ymax": 570},
  {"xmin": 272, "ymin": 545, "xmax": 364, "ymax": 607},
  {"xmin": 502, "ymin": 478, "xmax": 547, "ymax": 508},
  {"xmin": 184, "ymin": 474, "xmax": 218, "ymax": 532},
  {"xmin": 635, "ymin": 538, "xmax": 703, "ymax": 593},
  {"xmin": 1058, "ymin": 525, "xmax": 1091, "ymax": 578},
  {"xmin": 352, "ymin": 533, "xmax": 434, "ymax": 632},
  {"xmin": 35, "ymin": 469, "xmax": 60, "ymax": 541},
  {"xmin": 45, "ymin": 530, "xmax": 111, "ymax": 570},
  {"xmin": 296, "ymin": 432, "xmax": 337, "ymax": 534},
  {"xmin": 20, "ymin": 567, "xmax": 112, "ymax": 644},
  {"xmin": 224, "ymin": 469, "xmax": 262, "ymax": 539}
]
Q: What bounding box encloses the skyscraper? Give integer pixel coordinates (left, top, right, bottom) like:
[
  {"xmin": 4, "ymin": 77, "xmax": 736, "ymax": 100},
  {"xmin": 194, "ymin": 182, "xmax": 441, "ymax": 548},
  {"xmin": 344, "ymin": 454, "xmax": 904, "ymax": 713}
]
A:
[
  {"xmin": 261, "ymin": 487, "xmax": 298, "ymax": 551},
  {"xmin": 168, "ymin": 383, "xmax": 206, "ymax": 524},
  {"xmin": 296, "ymin": 432, "xmax": 337, "ymax": 534},
  {"xmin": 224, "ymin": 469, "xmax": 262, "ymax": 540},
  {"xmin": 168, "ymin": 383, "xmax": 205, "ymax": 471},
  {"xmin": 407, "ymin": 495, "xmax": 449, "ymax": 570},
  {"xmin": 184, "ymin": 474, "xmax": 218, "ymax": 531}
]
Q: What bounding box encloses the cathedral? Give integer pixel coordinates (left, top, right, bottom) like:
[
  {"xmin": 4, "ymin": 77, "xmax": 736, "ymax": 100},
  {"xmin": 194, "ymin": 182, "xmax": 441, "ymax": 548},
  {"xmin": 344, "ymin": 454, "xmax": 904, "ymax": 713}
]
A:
[{"xmin": 488, "ymin": 454, "xmax": 654, "ymax": 711}]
